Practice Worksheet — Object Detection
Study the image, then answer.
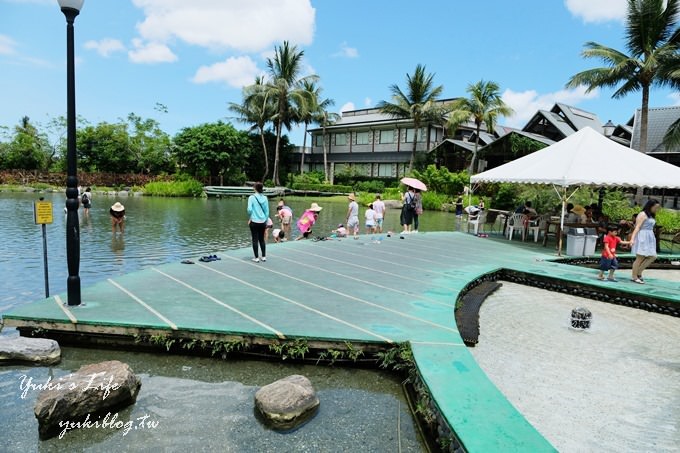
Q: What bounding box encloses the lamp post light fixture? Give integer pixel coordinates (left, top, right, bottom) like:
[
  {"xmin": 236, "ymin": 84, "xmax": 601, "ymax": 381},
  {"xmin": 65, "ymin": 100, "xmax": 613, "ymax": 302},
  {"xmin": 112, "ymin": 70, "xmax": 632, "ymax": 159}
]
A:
[{"xmin": 58, "ymin": 0, "xmax": 84, "ymax": 306}]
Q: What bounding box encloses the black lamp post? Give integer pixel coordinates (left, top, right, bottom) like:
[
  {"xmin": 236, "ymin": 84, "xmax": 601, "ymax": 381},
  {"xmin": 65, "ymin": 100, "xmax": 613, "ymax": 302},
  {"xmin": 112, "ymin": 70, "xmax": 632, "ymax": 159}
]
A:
[{"xmin": 58, "ymin": 0, "xmax": 84, "ymax": 306}]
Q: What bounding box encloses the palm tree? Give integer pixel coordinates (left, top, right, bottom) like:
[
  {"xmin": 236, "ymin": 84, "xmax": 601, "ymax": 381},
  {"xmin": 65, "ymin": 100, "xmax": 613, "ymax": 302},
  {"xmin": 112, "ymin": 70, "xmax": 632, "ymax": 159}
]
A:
[
  {"xmin": 229, "ymin": 77, "xmax": 276, "ymax": 181},
  {"xmin": 447, "ymin": 80, "xmax": 513, "ymax": 174},
  {"xmin": 294, "ymin": 80, "xmax": 334, "ymax": 174},
  {"xmin": 266, "ymin": 41, "xmax": 317, "ymax": 185},
  {"xmin": 378, "ymin": 64, "xmax": 444, "ymax": 172},
  {"xmin": 567, "ymin": 0, "xmax": 680, "ymax": 156},
  {"xmin": 315, "ymin": 109, "xmax": 340, "ymax": 182}
]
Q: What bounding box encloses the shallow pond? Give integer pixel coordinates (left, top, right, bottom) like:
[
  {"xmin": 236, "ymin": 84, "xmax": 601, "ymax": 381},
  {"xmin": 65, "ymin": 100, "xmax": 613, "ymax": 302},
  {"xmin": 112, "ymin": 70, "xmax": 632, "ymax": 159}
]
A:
[{"xmin": 0, "ymin": 192, "xmax": 443, "ymax": 451}]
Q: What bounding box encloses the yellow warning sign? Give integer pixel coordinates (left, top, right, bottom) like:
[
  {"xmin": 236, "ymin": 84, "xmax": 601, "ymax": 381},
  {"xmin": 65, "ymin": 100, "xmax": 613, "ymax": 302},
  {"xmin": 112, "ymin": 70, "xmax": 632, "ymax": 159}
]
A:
[{"xmin": 34, "ymin": 200, "xmax": 53, "ymax": 225}]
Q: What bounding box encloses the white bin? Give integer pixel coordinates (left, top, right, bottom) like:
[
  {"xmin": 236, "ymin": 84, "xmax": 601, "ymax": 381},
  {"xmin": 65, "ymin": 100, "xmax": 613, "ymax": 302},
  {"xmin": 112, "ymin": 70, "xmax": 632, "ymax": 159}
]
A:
[{"xmin": 566, "ymin": 228, "xmax": 586, "ymax": 256}]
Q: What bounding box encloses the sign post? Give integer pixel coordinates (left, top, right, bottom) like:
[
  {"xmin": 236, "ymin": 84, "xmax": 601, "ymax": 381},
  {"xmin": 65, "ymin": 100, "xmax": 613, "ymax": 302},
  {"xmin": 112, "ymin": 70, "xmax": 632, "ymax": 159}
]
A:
[{"xmin": 34, "ymin": 198, "xmax": 53, "ymax": 298}]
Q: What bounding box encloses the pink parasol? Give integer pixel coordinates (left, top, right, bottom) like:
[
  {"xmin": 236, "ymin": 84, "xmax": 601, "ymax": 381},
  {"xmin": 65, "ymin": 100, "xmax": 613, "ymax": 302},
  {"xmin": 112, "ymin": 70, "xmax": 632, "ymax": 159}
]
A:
[{"xmin": 400, "ymin": 177, "xmax": 427, "ymax": 191}]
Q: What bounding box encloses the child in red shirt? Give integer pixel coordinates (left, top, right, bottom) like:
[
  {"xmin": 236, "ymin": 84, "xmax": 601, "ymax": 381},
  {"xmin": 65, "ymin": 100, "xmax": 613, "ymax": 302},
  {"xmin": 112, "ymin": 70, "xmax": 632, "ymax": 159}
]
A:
[{"xmin": 598, "ymin": 225, "xmax": 631, "ymax": 282}]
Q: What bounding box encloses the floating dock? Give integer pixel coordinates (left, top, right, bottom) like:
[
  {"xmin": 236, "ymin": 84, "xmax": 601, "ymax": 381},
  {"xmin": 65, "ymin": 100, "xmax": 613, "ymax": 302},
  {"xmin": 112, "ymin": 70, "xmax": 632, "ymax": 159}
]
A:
[{"xmin": 3, "ymin": 233, "xmax": 679, "ymax": 452}]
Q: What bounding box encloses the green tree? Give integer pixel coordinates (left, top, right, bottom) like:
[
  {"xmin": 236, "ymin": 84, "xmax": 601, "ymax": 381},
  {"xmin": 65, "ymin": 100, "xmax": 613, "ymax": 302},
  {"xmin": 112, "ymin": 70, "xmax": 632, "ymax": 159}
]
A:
[
  {"xmin": 1, "ymin": 116, "xmax": 51, "ymax": 170},
  {"xmin": 447, "ymin": 80, "xmax": 513, "ymax": 173},
  {"xmin": 294, "ymin": 80, "xmax": 334, "ymax": 174},
  {"xmin": 173, "ymin": 121, "xmax": 252, "ymax": 186},
  {"xmin": 378, "ymin": 64, "xmax": 444, "ymax": 172},
  {"xmin": 229, "ymin": 77, "xmax": 276, "ymax": 181},
  {"xmin": 265, "ymin": 41, "xmax": 317, "ymax": 185},
  {"xmin": 77, "ymin": 122, "xmax": 133, "ymax": 173},
  {"xmin": 126, "ymin": 113, "xmax": 173, "ymax": 174},
  {"xmin": 567, "ymin": 0, "xmax": 680, "ymax": 155},
  {"xmin": 247, "ymin": 130, "xmax": 295, "ymax": 183}
]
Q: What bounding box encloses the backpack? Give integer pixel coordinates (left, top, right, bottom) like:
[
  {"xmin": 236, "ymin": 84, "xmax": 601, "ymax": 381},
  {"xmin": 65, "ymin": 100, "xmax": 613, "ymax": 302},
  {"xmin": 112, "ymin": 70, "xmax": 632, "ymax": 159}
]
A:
[
  {"xmin": 406, "ymin": 192, "xmax": 416, "ymax": 211},
  {"xmin": 81, "ymin": 193, "xmax": 90, "ymax": 203}
]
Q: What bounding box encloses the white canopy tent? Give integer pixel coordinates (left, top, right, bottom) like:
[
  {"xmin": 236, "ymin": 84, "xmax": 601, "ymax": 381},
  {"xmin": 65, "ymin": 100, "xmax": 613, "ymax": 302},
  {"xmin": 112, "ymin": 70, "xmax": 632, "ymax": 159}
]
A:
[{"xmin": 470, "ymin": 127, "xmax": 680, "ymax": 254}]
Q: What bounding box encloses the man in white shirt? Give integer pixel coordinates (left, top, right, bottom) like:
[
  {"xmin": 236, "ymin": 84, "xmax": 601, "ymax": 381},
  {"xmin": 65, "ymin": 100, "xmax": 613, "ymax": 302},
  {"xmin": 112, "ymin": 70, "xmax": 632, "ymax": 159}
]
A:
[{"xmin": 372, "ymin": 195, "xmax": 386, "ymax": 233}]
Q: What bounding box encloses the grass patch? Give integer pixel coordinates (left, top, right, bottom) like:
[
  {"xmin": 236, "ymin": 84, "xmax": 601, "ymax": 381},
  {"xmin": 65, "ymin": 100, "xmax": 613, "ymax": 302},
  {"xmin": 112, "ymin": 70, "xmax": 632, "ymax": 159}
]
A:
[{"xmin": 143, "ymin": 177, "xmax": 204, "ymax": 197}]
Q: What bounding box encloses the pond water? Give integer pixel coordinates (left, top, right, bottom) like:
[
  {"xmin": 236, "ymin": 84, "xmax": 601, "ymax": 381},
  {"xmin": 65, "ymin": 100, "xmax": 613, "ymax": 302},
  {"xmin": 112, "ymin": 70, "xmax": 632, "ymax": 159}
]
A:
[
  {"xmin": 0, "ymin": 192, "xmax": 449, "ymax": 451},
  {"xmin": 0, "ymin": 192, "xmax": 457, "ymax": 313}
]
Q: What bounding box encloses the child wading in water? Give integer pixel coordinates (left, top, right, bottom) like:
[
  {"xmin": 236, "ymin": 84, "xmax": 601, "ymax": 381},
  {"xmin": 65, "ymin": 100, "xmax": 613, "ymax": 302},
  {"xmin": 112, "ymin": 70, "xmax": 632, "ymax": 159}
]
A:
[{"xmin": 598, "ymin": 225, "xmax": 631, "ymax": 282}]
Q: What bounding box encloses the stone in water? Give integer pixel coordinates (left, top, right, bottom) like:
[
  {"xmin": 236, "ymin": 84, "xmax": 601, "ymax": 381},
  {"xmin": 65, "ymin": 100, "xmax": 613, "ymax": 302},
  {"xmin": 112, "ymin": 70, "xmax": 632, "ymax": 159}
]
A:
[{"xmin": 254, "ymin": 374, "xmax": 319, "ymax": 430}]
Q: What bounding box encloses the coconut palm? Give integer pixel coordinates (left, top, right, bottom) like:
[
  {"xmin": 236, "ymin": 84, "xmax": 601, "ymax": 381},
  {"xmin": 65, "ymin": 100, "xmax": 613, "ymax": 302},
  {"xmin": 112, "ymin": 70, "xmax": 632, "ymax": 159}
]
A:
[
  {"xmin": 315, "ymin": 109, "xmax": 340, "ymax": 182},
  {"xmin": 567, "ymin": 0, "xmax": 680, "ymax": 155},
  {"xmin": 447, "ymin": 80, "xmax": 513, "ymax": 173},
  {"xmin": 228, "ymin": 77, "xmax": 276, "ymax": 181},
  {"xmin": 265, "ymin": 41, "xmax": 317, "ymax": 185},
  {"xmin": 294, "ymin": 80, "xmax": 334, "ymax": 174},
  {"xmin": 378, "ymin": 64, "xmax": 444, "ymax": 172}
]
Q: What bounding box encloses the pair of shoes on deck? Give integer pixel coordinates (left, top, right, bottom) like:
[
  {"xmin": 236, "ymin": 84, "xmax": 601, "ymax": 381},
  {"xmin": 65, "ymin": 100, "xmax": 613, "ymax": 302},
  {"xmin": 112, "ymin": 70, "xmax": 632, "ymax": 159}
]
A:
[
  {"xmin": 252, "ymin": 257, "xmax": 266, "ymax": 263},
  {"xmin": 199, "ymin": 255, "xmax": 221, "ymax": 262}
]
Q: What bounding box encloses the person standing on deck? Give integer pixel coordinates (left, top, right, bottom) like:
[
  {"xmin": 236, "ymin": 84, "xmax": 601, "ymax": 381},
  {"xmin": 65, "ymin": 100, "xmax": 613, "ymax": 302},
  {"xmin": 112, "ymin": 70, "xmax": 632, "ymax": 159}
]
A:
[
  {"xmin": 346, "ymin": 193, "xmax": 360, "ymax": 238},
  {"xmin": 413, "ymin": 189, "xmax": 423, "ymax": 233},
  {"xmin": 401, "ymin": 186, "xmax": 416, "ymax": 234},
  {"xmin": 365, "ymin": 203, "xmax": 377, "ymax": 234},
  {"xmin": 247, "ymin": 182, "xmax": 269, "ymax": 263},
  {"xmin": 372, "ymin": 194, "xmax": 386, "ymax": 233},
  {"xmin": 277, "ymin": 199, "xmax": 293, "ymax": 238},
  {"xmin": 630, "ymin": 199, "xmax": 660, "ymax": 284}
]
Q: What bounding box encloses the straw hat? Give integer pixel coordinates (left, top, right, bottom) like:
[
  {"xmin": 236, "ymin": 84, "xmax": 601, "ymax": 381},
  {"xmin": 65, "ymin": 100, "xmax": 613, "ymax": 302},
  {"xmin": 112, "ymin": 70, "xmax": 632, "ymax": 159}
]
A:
[
  {"xmin": 571, "ymin": 205, "xmax": 586, "ymax": 216},
  {"xmin": 309, "ymin": 203, "xmax": 323, "ymax": 212},
  {"xmin": 111, "ymin": 202, "xmax": 125, "ymax": 212},
  {"xmin": 347, "ymin": 193, "xmax": 356, "ymax": 201}
]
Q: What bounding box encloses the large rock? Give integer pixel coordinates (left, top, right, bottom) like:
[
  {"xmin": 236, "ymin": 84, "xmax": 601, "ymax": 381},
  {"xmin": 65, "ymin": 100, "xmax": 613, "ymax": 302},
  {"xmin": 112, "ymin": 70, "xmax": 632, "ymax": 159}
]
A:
[
  {"xmin": 254, "ymin": 374, "xmax": 319, "ymax": 430},
  {"xmin": 34, "ymin": 360, "xmax": 141, "ymax": 439},
  {"xmin": 0, "ymin": 337, "xmax": 61, "ymax": 365}
]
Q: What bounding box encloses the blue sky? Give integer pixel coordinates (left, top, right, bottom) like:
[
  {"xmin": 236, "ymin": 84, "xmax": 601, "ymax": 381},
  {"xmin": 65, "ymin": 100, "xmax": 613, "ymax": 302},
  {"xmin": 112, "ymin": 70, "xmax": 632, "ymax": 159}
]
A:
[{"xmin": 1, "ymin": 0, "xmax": 679, "ymax": 145}]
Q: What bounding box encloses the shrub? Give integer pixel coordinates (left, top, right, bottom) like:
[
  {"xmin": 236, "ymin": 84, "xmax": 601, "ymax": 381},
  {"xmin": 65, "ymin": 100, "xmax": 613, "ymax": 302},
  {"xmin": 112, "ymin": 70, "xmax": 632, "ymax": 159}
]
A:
[
  {"xmin": 290, "ymin": 171, "xmax": 325, "ymax": 186},
  {"xmin": 354, "ymin": 180, "xmax": 385, "ymax": 193},
  {"xmin": 656, "ymin": 209, "xmax": 680, "ymax": 233},
  {"xmin": 410, "ymin": 165, "xmax": 468, "ymax": 196},
  {"xmin": 420, "ymin": 191, "xmax": 449, "ymax": 211},
  {"xmin": 291, "ymin": 183, "xmax": 353, "ymax": 193},
  {"xmin": 143, "ymin": 177, "xmax": 204, "ymax": 197}
]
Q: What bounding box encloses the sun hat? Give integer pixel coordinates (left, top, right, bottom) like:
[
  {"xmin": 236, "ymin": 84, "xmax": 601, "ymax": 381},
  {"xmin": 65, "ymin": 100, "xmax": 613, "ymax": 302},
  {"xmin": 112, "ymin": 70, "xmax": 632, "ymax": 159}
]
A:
[
  {"xmin": 571, "ymin": 205, "xmax": 586, "ymax": 215},
  {"xmin": 347, "ymin": 193, "xmax": 356, "ymax": 201},
  {"xmin": 111, "ymin": 202, "xmax": 125, "ymax": 212},
  {"xmin": 309, "ymin": 203, "xmax": 323, "ymax": 212}
]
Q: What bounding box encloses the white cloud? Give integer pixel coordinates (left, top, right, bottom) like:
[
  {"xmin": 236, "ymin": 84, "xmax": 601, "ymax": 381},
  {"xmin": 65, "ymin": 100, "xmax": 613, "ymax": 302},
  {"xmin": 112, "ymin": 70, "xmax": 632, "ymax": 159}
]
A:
[
  {"xmin": 501, "ymin": 86, "xmax": 600, "ymax": 127},
  {"xmin": 364, "ymin": 97, "xmax": 372, "ymax": 107},
  {"xmin": 564, "ymin": 0, "xmax": 627, "ymax": 23},
  {"xmin": 0, "ymin": 34, "xmax": 17, "ymax": 55},
  {"xmin": 192, "ymin": 56, "xmax": 262, "ymax": 88},
  {"xmin": 332, "ymin": 41, "xmax": 358, "ymax": 58},
  {"xmin": 128, "ymin": 39, "xmax": 177, "ymax": 64},
  {"xmin": 131, "ymin": 0, "xmax": 315, "ymax": 53},
  {"xmin": 84, "ymin": 38, "xmax": 126, "ymax": 57},
  {"xmin": 668, "ymin": 92, "xmax": 680, "ymax": 106},
  {"xmin": 340, "ymin": 102, "xmax": 355, "ymax": 113}
]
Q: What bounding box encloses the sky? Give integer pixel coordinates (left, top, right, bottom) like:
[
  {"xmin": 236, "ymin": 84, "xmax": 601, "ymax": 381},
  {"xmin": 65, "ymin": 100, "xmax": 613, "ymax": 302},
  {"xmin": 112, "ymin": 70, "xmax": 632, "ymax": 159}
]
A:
[{"xmin": 1, "ymin": 0, "xmax": 679, "ymax": 146}]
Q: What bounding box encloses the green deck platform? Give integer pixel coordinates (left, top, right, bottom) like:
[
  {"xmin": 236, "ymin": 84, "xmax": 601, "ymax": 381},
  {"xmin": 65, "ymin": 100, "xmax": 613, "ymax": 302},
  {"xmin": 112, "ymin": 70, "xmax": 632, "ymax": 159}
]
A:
[{"xmin": 3, "ymin": 232, "xmax": 679, "ymax": 452}]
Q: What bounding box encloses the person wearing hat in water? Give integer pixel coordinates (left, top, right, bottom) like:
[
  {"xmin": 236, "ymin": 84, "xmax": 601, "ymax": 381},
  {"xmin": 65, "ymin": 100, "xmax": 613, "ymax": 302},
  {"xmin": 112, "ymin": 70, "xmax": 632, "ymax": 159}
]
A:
[
  {"xmin": 346, "ymin": 193, "xmax": 360, "ymax": 238},
  {"xmin": 110, "ymin": 202, "xmax": 125, "ymax": 234},
  {"xmin": 296, "ymin": 203, "xmax": 323, "ymax": 240}
]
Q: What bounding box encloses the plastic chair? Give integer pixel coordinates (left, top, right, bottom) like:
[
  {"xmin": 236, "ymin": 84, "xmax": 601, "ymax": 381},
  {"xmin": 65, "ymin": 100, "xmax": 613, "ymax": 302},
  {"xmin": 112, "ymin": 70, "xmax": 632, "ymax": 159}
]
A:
[
  {"xmin": 467, "ymin": 211, "xmax": 487, "ymax": 235},
  {"xmin": 506, "ymin": 213, "xmax": 527, "ymax": 241},
  {"xmin": 490, "ymin": 213, "xmax": 506, "ymax": 236},
  {"xmin": 527, "ymin": 215, "xmax": 549, "ymax": 243}
]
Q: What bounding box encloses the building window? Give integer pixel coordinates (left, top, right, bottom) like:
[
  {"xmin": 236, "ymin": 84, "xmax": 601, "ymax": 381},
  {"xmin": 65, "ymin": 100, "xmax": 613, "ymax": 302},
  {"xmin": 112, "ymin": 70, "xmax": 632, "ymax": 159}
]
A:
[
  {"xmin": 334, "ymin": 133, "xmax": 347, "ymax": 146},
  {"xmin": 313, "ymin": 135, "xmax": 324, "ymax": 147},
  {"xmin": 379, "ymin": 130, "xmax": 394, "ymax": 144},
  {"xmin": 404, "ymin": 128, "xmax": 419, "ymax": 143},
  {"xmin": 377, "ymin": 164, "xmax": 392, "ymax": 177},
  {"xmin": 355, "ymin": 131, "xmax": 370, "ymax": 145}
]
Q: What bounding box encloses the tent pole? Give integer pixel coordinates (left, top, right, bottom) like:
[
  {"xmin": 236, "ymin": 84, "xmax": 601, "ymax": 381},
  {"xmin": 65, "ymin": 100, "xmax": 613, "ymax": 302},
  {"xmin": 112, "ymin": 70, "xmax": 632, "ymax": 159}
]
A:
[{"xmin": 557, "ymin": 187, "xmax": 566, "ymax": 256}]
